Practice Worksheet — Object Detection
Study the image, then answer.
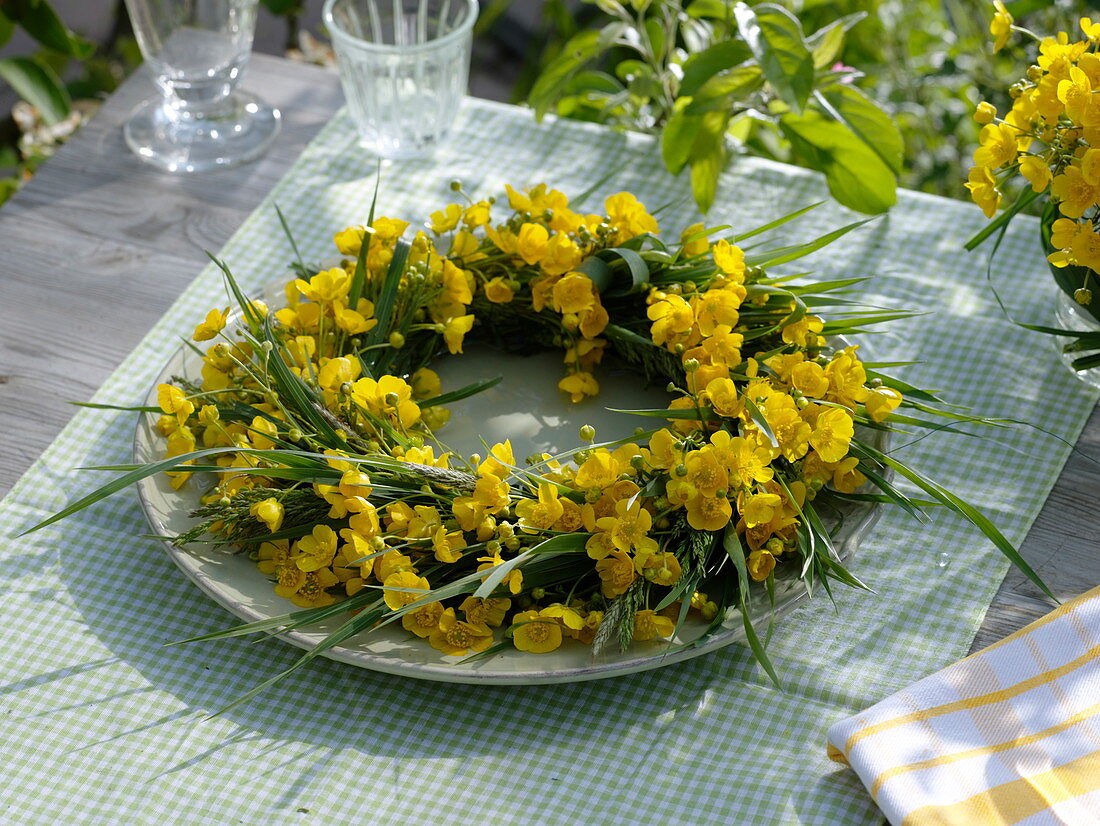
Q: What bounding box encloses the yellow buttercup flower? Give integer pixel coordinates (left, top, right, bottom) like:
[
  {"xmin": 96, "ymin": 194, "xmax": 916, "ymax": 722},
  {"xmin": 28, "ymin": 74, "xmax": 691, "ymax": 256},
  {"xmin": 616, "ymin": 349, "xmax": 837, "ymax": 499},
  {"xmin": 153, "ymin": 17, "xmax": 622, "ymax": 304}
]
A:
[
  {"xmin": 250, "ymin": 497, "xmax": 284, "ymax": 533},
  {"xmin": 809, "ymin": 407, "xmax": 855, "ymax": 463},
  {"xmin": 1083, "ymin": 17, "xmax": 1100, "ymax": 43},
  {"xmin": 460, "ymin": 596, "xmax": 511, "ymax": 627},
  {"xmin": 516, "ymin": 482, "xmax": 566, "ymax": 532},
  {"xmin": 402, "ymin": 601, "xmax": 445, "ymax": 637},
  {"xmin": 552, "ymin": 272, "xmax": 597, "ymax": 315},
  {"xmin": 680, "ymin": 222, "xmax": 709, "ymax": 257},
  {"xmin": 990, "ymin": 0, "xmax": 1013, "ymax": 53},
  {"xmin": 595, "ymin": 498, "xmax": 659, "ymax": 556},
  {"xmin": 449, "ymin": 229, "xmax": 480, "ymax": 258},
  {"xmin": 516, "ymin": 222, "xmax": 550, "ymax": 265},
  {"xmin": 276, "ymin": 567, "xmax": 339, "ymax": 608},
  {"xmin": 429, "ymin": 204, "xmax": 462, "ymax": 234},
  {"xmin": 790, "ymin": 361, "xmax": 829, "ymax": 398},
  {"xmin": 484, "ymin": 276, "xmax": 515, "ymax": 304},
  {"xmin": 1057, "ymin": 66, "xmax": 1097, "ymax": 125},
  {"xmin": 295, "ymin": 267, "xmax": 350, "ymax": 304},
  {"xmin": 965, "ymin": 165, "xmax": 1001, "ymax": 218},
  {"xmin": 429, "ymin": 607, "xmax": 494, "ymax": 656},
  {"xmin": 540, "ymin": 233, "xmax": 583, "ymax": 276},
  {"xmin": 605, "ymin": 191, "xmax": 658, "ymax": 239},
  {"xmin": 294, "ymin": 524, "xmax": 338, "ymax": 572},
  {"xmin": 717, "ymin": 431, "xmax": 775, "ymax": 489},
  {"xmin": 371, "ymin": 216, "xmax": 410, "ymax": 241},
  {"xmin": 865, "ymin": 386, "xmax": 903, "ymax": 423},
  {"xmin": 511, "ymin": 609, "xmax": 563, "ymax": 653},
  {"xmin": 349, "ymin": 375, "xmax": 421, "ymax": 428},
  {"xmin": 476, "ymin": 551, "xmax": 523, "ymax": 594},
  {"xmin": 747, "ymin": 548, "xmax": 776, "ymax": 581},
  {"xmin": 1018, "ymin": 156, "xmax": 1052, "ymax": 193},
  {"xmin": 647, "ymin": 294, "xmax": 695, "ymax": 347},
  {"xmin": 463, "ymin": 201, "xmax": 492, "ymax": 228},
  {"xmin": 442, "ymin": 314, "xmax": 475, "ymax": 354},
  {"xmin": 633, "ymin": 609, "xmax": 675, "ymax": 641},
  {"xmin": 973, "ymin": 101, "xmax": 996, "ymax": 125},
  {"xmin": 596, "ymin": 549, "xmax": 636, "ymax": 598},
  {"xmin": 432, "ymin": 525, "xmax": 467, "ymax": 563},
  {"xmin": 831, "ymin": 457, "xmax": 868, "ymax": 494},
  {"xmin": 1051, "ymin": 167, "xmax": 1100, "ymax": 219},
  {"xmin": 382, "ymin": 570, "xmax": 431, "ymax": 611},
  {"xmin": 157, "ymin": 384, "xmax": 194, "ymax": 426},
  {"xmin": 685, "ymin": 492, "xmax": 733, "ymax": 531},
  {"xmin": 478, "ymin": 441, "xmax": 515, "ymax": 478},
  {"xmin": 558, "ymin": 371, "xmax": 599, "ymax": 403},
  {"xmin": 711, "ymin": 239, "xmax": 745, "ymax": 279},
  {"xmin": 192, "ymin": 307, "xmax": 229, "ymax": 341},
  {"xmin": 638, "ymin": 551, "xmax": 682, "ymax": 586},
  {"xmin": 973, "ymin": 123, "xmax": 1018, "ymax": 170},
  {"xmin": 333, "ymin": 225, "xmax": 368, "ymax": 256},
  {"xmin": 691, "ymin": 288, "xmax": 741, "ymax": 336}
]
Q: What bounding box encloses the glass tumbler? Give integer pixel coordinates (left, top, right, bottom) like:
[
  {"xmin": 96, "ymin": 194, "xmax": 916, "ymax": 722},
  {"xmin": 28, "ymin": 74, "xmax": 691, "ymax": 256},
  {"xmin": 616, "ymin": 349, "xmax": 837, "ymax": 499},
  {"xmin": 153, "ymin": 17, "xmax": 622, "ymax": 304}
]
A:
[
  {"xmin": 323, "ymin": 0, "xmax": 478, "ymax": 159},
  {"xmin": 123, "ymin": 0, "xmax": 280, "ymax": 173}
]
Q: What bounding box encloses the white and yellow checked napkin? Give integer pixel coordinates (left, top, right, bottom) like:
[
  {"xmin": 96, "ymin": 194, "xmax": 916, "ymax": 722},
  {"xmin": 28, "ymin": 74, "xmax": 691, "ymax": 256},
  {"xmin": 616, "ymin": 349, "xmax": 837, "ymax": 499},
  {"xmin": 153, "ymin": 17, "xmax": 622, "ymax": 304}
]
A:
[{"xmin": 827, "ymin": 585, "xmax": 1100, "ymax": 825}]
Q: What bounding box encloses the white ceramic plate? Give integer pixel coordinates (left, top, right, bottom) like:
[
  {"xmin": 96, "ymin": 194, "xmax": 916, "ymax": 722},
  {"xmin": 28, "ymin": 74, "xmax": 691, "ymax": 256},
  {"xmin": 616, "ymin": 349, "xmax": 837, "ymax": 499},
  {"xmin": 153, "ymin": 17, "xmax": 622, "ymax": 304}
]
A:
[{"xmin": 135, "ymin": 333, "xmax": 883, "ymax": 684}]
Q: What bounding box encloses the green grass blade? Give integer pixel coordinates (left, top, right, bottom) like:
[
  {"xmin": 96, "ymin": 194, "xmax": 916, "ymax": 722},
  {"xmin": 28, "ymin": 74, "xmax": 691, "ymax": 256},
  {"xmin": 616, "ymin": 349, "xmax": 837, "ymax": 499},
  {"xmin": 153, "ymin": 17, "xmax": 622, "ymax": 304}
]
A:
[
  {"xmin": 364, "ymin": 238, "xmax": 411, "ymax": 349},
  {"xmin": 850, "ymin": 441, "xmax": 1054, "ymax": 600}
]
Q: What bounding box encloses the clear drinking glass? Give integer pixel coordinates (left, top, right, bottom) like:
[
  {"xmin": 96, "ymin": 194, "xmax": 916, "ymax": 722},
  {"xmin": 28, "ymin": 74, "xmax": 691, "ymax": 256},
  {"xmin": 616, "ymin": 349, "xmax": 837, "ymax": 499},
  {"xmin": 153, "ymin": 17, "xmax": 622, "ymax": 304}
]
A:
[
  {"xmin": 123, "ymin": 0, "xmax": 280, "ymax": 173},
  {"xmin": 323, "ymin": 0, "xmax": 478, "ymax": 159}
]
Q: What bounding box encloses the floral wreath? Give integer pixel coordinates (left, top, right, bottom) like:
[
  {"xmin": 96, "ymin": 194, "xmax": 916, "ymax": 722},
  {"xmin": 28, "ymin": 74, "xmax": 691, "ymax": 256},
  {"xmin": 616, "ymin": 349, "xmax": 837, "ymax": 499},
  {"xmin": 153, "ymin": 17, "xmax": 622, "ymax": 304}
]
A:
[{"xmin": 34, "ymin": 182, "xmax": 1047, "ymax": 697}]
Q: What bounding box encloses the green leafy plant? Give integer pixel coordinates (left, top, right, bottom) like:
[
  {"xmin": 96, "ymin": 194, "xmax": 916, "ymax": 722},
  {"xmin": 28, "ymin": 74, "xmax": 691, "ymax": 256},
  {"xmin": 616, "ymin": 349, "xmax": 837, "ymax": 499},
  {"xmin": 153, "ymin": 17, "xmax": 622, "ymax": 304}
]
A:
[
  {"xmin": 0, "ymin": 0, "xmax": 94, "ymax": 125},
  {"xmin": 527, "ymin": 0, "xmax": 903, "ymax": 214}
]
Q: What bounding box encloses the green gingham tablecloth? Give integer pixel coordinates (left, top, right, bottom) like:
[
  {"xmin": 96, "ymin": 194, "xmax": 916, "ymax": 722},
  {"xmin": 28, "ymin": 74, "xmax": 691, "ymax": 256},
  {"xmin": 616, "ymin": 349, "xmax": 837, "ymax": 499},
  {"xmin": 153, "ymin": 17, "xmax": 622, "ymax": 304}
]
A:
[{"xmin": 1, "ymin": 98, "xmax": 1096, "ymax": 825}]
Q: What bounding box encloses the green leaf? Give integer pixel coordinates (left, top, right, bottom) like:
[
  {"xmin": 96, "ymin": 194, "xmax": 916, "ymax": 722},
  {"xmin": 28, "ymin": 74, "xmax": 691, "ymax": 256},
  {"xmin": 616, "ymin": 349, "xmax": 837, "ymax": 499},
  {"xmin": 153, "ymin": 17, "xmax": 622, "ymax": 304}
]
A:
[
  {"xmin": 644, "ymin": 17, "xmax": 665, "ymax": 62},
  {"xmin": 965, "ymin": 186, "xmax": 1042, "ymax": 252},
  {"xmin": 815, "ymin": 86, "xmax": 903, "ymax": 176},
  {"xmin": 364, "ymin": 238, "xmax": 410, "ymax": 348},
  {"xmin": 420, "ymin": 376, "xmax": 503, "ymax": 408},
  {"xmin": 598, "ymin": 247, "xmax": 651, "ymax": 296},
  {"xmin": 4, "ymin": 0, "xmax": 94, "ymax": 57},
  {"xmin": 689, "ymin": 121, "xmax": 727, "ymax": 213},
  {"xmin": 18, "ymin": 445, "xmax": 254, "ymax": 536},
  {"xmin": 347, "ymin": 227, "xmax": 371, "ymax": 309},
  {"xmin": 686, "ymin": 0, "xmax": 729, "ymax": 19},
  {"xmin": 0, "ymin": 12, "xmax": 14, "ymax": 48},
  {"xmin": 733, "ymin": 2, "xmax": 814, "ymax": 114},
  {"xmin": 683, "ymin": 65, "xmax": 764, "ymax": 115},
  {"xmin": 529, "ymin": 23, "xmax": 626, "ymax": 120},
  {"xmin": 778, "ymin": 109, "xmax": 897, "ymax": 214},
  {"xmin": 742, "ymin": 395, "xmax": 779, "ymax": 448},
  {"xmin": 805, "ymin": 12, "xmax": 867, "ymax": 70},
  {"xmin": 608, "ymin": 406, "xmax": 721, "ymax": 421},
  {"xmin": 661, "ymin": 104, "xmax": 700, "ymax": 174},
  {"xmin": 850, "ymin": 441, "xmax": 1055, "ymax": 601},
  {"xmin": 732, "ymin": 201, "xmax": 823, "ymax": 242},
  {"xmin": 565, "ymin": 69, "xmax": 624, "ymax": 96},
  {"xmin": 746, "ymin": 218, "xmax": 873, "ymax": 268},
  {"xmin": 274, "ymin": 204, "xmax": 305, "ymax": 272},
  {"xmin": 578, "ymin": 255, "xmax": 613, "ymax": 292},
  {"xmin": 680, "ymin": 40, "xmax": 753, "ymax": 97},
  {"xmin": 0, "ymin": 56, "xmax": 70, "ymax": 124}
]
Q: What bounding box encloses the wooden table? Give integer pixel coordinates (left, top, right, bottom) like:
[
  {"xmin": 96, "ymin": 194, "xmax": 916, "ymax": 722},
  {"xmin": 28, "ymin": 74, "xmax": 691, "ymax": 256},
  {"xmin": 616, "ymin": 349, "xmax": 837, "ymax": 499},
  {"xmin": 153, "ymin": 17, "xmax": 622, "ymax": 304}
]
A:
[{"xmin": 1, "ymin": 54, "xmax": 1097, "ymax": 652}]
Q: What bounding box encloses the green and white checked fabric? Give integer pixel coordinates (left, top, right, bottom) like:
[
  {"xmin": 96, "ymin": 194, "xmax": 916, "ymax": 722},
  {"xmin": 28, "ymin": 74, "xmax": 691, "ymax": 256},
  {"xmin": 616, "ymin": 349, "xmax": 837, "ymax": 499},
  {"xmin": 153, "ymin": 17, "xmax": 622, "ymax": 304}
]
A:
[{"xmin": 0, "ymin": 99, "xmax": 1095, "ymax": 825}]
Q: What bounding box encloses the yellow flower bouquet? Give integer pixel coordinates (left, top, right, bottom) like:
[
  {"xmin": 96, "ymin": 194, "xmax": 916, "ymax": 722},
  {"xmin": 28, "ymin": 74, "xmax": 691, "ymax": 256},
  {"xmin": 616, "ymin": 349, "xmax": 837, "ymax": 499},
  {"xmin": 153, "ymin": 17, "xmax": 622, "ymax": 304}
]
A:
[
  {"xmin": 28, "ymin": 182, "xmax": 1046, "ymax": 705},
  {"xmin": 966, "ymin": 8, "xmax": 1100, "ymax": 370}
]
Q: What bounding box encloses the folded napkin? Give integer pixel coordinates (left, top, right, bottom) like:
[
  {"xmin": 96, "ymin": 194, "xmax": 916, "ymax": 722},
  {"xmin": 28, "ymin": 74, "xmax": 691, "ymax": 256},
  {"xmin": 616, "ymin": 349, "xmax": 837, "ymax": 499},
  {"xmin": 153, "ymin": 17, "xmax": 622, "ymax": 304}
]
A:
[{"xmin": 826, "ymin": 585, "xmax": 1100, "ymax": 826}]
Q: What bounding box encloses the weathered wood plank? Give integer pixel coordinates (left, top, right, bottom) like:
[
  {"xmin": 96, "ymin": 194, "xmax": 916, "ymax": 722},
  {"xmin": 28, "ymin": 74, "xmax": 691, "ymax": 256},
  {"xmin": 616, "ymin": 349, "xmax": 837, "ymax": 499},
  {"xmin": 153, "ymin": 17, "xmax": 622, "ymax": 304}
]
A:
[
  {"xmin": 970, "ymin": 401, "xmax": 1100, "ymax": 652},
  {"xmin": 1, "ymin": 55, "xmax": 343, "ymax": 260},
  {"xmin": 0, "ymin": 56, "xmax": 343, "ymax": 492}
]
